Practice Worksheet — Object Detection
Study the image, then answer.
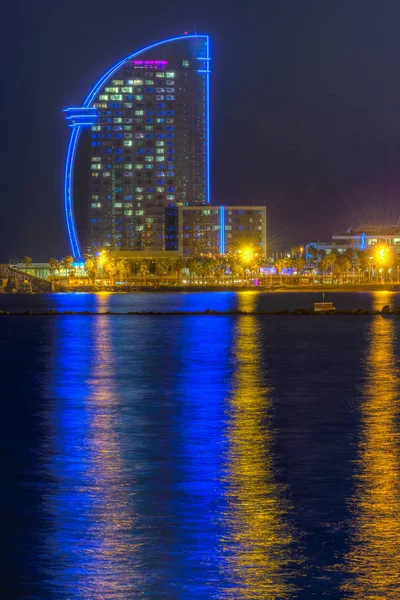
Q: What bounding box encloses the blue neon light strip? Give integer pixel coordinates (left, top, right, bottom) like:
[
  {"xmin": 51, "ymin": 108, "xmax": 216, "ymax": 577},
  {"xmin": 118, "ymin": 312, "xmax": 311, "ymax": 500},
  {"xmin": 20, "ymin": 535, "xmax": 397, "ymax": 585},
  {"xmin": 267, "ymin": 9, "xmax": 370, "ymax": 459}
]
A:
[
  {"xmin": 66, "ymin": 115, "xmax": 97, "ymax": 119},
  {"xmin": 220, "ymin": 206, "xmax": 225, "ymax": 255},
  {"xmin": 64, "ymin": 34, "xmax": 210, "ymax": 256},
  {"xmin": 64, "ymin": 126, "xmax": 82, "ymax": 258},
  {"xmin": 198, "ymin": 69, "xmax": 211, "ymax": 73},
  {"xmin": 68, "ymin": 122, "xmax": 96, "ymax": 128},
  {"xmin": 207, "ymin": 36, "xmax": 211, "ymax": 204}
]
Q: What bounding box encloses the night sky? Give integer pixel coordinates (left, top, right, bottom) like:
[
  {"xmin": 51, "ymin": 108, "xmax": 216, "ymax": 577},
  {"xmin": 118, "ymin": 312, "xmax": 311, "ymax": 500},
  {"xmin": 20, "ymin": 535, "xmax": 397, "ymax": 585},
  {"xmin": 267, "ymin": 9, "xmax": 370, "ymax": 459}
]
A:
[{"xmin": 2, "ymin": 0, "xmax": 400, "ymax": 261}]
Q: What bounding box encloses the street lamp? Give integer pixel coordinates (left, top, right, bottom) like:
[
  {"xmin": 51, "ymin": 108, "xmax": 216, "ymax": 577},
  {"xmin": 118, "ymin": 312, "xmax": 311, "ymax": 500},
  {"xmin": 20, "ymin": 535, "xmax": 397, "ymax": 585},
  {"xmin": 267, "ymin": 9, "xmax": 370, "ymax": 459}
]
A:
[{"xmin": 374, "ymin": 245, "xmax": 390, "ymax": 283}]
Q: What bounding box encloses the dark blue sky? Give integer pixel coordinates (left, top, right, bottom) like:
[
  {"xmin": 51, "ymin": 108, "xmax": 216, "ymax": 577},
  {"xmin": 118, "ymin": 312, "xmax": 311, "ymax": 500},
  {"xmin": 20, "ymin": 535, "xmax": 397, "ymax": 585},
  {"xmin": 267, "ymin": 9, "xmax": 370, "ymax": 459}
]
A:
[{"xmin": 2, "ymin": 0, "xmax": 400, "ymax": 260}]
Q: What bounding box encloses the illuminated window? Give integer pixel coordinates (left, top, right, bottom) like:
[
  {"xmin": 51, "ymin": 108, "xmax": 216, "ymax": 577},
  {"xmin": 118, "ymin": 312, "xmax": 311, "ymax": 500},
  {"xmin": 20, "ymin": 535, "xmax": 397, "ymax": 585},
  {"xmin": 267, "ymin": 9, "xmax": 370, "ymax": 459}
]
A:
[
  {"xmin": 92, "ymin": 125, "xmax": 101, "ymax": 131},
  {"xmin": 124, "ymin": 126, "xmax": 132, "ymax": 131},
  {"xmin": 156, "ymin": 149, "xmax": 165, "ymax": 154},
  {"xmin": 124, "ymin": 164, "xmax": 133, "ymax": 169},
  {"xmin": 124, "ymin": 210, "xmax": 133, "ymax": 216},
  {"xmin": 136, "ymin": 210, "xmax": 144, "ymax": 215},
  {"xmin": 91, "ymin": 202, "xmax": 101, "ymax": 208},
  {"xmin": 145, "ymin": 156, "xmax": 154, "ymax": 162},
  {"xmin": 92, "ymin": 195, "xmax": 99, "ymax": 200},
  {"xmin": 114, "ymin": 118, "xmax": 122, "ymax": 123},
  {"xmin": 135, "ymin": 110, "xmax": 144, "ymax": 116},
  {"xmin": 110, "ymin": 94, "xmax": 123, "ymax": 101},
  {"xmin": 156, "ymin": 187, "xmax": 164, "ymax": 192},
  {"xmin": 136, "ymin": 195, "xmax": 144, "ymax": 200},
  {"xmin": 166, "ymin": 72, "xmax": 175, "ymax": 78},
  {"xmin": 135, "ymin": 95, "xmax": 144, "ymax": 101},
  {"xmin": 167, "ymin": 195, "xmax": 175, "ymax": 200},
  {"xmin": 136, "ymin": 225, "xmax": 144, "ymax": 231},
  {"xmin": 155, "ymin": 157, "xmax": 164, "ymax": 162},
  {"xmin": 166, "ymin": 95, "xmax": 175, "ymax": 101},
  {"xmin": 145, "ymin": 126, "xmax": 153, "ymax": 131},
  {"xmin": 105, "ymin": 87, "xmax": 119, "ymax": 93},
  {"xmin": 133, "ymin": 79, "xmax": 143, "ymax": 85},
  {"xmin": 156, "ymin": 73, "xmax": 165, "ymax": 78},
  {"xmin": 166, "ymin": 88, "xmax": 175, "ymax": 93},
  {"xmin": 145, "ymin": 80, "xmax": 154, "ymax": 85},
  {"xmin": 92, "ymin": 156, "xmax": 101, "ymax": 162},
  {"xmin": 99, "ymin": 94, "xmax": 108, "ymax": 100},
  {"xmin": 135, "ymin": 187, "xmax": 144, "ymax": 192},
  {"xmin": 156, "ymin": 95, "xmax": 164, "ymax": 100},
  {"xmin": 124, "ymin": 102, "xmax": 133, "ymax": 108},
  {"xmin": 114, "ymin": 203, "xmax": 123, "ymax": 208},
  {"xmin": 135, "ymin": 164, "xmax": 143, "ymax": 169},
  {"xmin": 103, "ymin": 172, "xmax": 111, "ymax": 177},
  {"xmin": 122, "ymin": 87, "xmax": 133, "ymax": 93},
  {"xmin": 156, "ymin": 118, "xmax": 164, "ymax": 123},
  {"xmin": 156, "ymin": 141, "xmax": 164, "ymax": 147},
  {"xmin": 135, "ymin": 133, "xmax": 144, "ymax": 139},
  {"xmin": 156, "ymin": 88, "xmax": 165, "ymax": 93},
  {"xmin": 124, "ymin": 141, "xmax": 133, "ymax": 147},
  {"xmin": 145, "ymin": 164, "xmax": 153, "ymax": 169},
  {"xmin": 91, "ymin": 164, "xmax": 101, "ymax": 170},
  {"xmin": 112, "ymin": 80, "xmax": 123, "ymax": 85}
]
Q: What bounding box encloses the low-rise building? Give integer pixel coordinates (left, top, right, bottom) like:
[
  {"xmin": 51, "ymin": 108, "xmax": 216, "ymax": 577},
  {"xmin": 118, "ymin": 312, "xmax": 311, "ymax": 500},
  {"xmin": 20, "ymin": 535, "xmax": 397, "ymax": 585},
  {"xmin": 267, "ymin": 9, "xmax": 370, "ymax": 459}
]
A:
[
  {"xmin": 306, "ymin": 225, "xmax": 400, "ymax": 260},
  {"xmin": 165, "ymin": 205, "xmax": 267, "ymax": 257}
]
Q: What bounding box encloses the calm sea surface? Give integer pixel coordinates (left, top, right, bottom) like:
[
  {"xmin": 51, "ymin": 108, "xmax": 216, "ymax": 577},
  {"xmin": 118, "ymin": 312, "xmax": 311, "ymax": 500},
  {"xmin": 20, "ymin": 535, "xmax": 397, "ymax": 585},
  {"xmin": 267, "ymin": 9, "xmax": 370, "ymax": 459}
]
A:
[{"xmin": 1, "ymin": 291, "xmax": 400, "ymax": 598}]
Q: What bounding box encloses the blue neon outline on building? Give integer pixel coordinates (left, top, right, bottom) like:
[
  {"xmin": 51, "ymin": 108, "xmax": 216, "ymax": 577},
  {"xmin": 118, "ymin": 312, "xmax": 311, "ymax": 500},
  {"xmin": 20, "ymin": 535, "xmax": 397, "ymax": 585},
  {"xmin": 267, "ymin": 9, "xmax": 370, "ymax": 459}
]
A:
[
  {"xmin": 220, "ymin": 205, "xmax": 225, "ymax": 255},
  {"xmin": 63, "ymin": 34, "xmax": 211, "ymax": 258}
]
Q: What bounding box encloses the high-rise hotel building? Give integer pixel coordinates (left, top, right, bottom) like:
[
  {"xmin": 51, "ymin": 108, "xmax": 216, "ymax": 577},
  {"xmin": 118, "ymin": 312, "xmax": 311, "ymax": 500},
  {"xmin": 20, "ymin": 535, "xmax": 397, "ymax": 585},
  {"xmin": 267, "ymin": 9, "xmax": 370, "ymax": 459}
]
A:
[{"xmin": 64, "ymin": 35, "xmax": 210, "ymax": 258}]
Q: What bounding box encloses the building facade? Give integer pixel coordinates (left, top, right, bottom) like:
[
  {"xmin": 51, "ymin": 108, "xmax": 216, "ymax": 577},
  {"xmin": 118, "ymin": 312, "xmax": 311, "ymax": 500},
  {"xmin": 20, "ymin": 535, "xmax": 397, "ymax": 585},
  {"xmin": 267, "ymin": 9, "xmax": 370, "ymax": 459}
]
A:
[
  {"xmin": 166, "ymin": 205, "xmax": 267, "ymax": 256},
  {"xmin": 64, "ymin": 35, "xmax": 210, "ymax": 258},
  {"xmin": 306, "ymin": 225, "xmax": 400, "ymax": 260}
]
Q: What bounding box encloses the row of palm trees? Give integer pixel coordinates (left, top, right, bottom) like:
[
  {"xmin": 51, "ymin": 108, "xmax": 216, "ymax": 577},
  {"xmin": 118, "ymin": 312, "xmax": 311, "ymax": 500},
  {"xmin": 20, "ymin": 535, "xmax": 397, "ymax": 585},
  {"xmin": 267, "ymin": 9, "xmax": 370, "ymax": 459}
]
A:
[
  {"xmin": 37, "ymin": 249, "xmax": 265, "ymax": 287},
  {"xmin": 306, "ymin": 246, "xmax": 400, "ymax": 283},
  {"xmin": 24, "ymin": 243, "xmax": 400, "ymax": 287},
  {"xmin": 83, "ymin": 250, "xmax": 265, "ymax": 286}
]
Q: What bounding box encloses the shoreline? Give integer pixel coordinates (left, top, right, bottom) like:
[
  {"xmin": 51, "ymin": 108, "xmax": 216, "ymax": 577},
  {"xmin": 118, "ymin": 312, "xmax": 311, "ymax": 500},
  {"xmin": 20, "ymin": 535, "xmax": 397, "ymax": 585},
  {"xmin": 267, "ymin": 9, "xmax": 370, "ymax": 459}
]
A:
[
  {"xmin": 2, "ymin": 284, "xmax": 400, "ymax": 295},
  {"xmin": 0, "ymin": 307, "xmax": 397, "ymax": 316}
]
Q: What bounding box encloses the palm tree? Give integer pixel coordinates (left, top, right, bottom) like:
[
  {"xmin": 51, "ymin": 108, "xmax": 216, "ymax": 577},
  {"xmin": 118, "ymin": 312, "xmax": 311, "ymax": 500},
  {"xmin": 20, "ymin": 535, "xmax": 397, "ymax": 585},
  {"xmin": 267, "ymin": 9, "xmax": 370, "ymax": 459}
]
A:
[
  {"xmin": 291, "ymin": 246, "xmax": 304, "ymax": 260},
  {"xmin": 187, "ymin": 258, "xmax": 201, "ymax": 284},
  {"xmin": 172, "ymin": 257, "xmax": 186, "ymax": 284},
  {"xmin": 105, "ymin": 259, "xmax": 118, "ymax": 285},
  {"xmin": 23, "ymin": 256, "xmax": 32, "ymax": 272},
  {"xmin": 295, "ymin": 258, "xmax": 305, "ymax": 278},
  {"xmin": 48, "ymin": 257, "xmax": 57, "ymax": 291},
  {"xmin": 62, "ymin": 255, "xmax": 74, "ymax": 285},
  {"xmin": 137, "ymin": 260, "xmax": 150, "ymax": 285},
  {"xmin": 211, "ymin": 256, "xmax": 225, "ymax": 284},
  {"xmin": 85, "ymin": 255, "xmax": 97, "ymax": 285},
  {"xmin": 307, "ymin": 246, "xmax": 319, "ymax": 263},
  {"xmin": 274, "ymin": 257, "xmax": 289, "ymax": 285},
  {"xmin": 225, "ymin": 253, "xmax": 241, "ymax": 286}
]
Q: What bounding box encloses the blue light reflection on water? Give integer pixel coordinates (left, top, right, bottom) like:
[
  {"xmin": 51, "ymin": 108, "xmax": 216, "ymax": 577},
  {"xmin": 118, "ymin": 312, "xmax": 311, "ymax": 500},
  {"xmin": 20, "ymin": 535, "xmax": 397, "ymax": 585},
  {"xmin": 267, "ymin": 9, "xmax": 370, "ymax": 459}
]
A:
[{"xmin": 39, "ymin": 315, "xmax": 236, "ymax": 598}]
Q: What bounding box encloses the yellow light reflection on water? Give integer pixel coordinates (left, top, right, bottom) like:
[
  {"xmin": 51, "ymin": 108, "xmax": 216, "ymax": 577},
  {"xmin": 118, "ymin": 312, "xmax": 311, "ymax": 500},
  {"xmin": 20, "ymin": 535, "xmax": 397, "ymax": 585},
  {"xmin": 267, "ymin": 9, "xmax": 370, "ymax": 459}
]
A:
[
  {"xmin": 342, "ymin": 314, "xmax": 400, "ymax": 599},
  {"xmin": 220, "ymin": 293, "xmax": 298, "ymax": 599}
]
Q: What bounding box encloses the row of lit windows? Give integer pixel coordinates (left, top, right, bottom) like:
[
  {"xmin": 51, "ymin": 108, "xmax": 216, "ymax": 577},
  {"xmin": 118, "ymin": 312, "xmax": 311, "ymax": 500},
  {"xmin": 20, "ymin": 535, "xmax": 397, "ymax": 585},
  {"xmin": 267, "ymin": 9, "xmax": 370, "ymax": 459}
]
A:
[
  {"xmin": 100, "ymin": 88, "xmax": 175, "ymax": 98},
  {"xmin": 112, "ymin": 73, "xmax": 175, "ymax": 84}
]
